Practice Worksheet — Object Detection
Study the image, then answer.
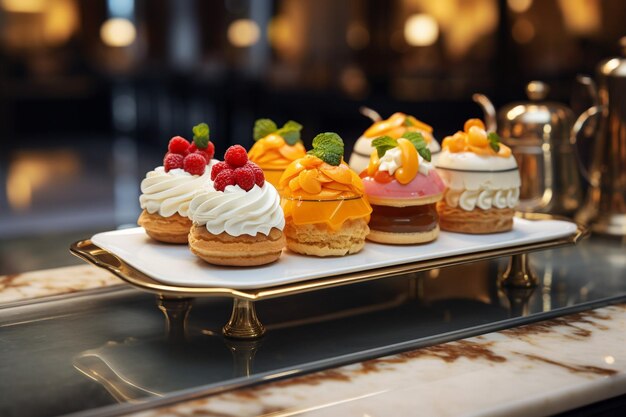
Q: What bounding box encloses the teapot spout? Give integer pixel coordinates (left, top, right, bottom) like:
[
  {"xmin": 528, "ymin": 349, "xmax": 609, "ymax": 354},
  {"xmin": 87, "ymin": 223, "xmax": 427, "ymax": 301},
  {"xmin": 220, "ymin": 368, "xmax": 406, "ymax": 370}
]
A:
[
  {"xmin": 576, "ymin": 75, "xmax": 599, "ymax": 106},
  {"xmin": 472, "ymin": 93, "xmax": 497, "ymax": 132}
]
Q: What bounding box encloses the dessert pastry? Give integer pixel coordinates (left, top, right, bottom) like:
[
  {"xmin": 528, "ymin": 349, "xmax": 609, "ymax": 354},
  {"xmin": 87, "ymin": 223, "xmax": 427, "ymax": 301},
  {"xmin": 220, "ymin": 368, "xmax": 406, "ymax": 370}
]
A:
[
  {"xmin": 435, "ymin": 119, "xmax": 521, "ymax": 234},
  {"xmin": 279, "ymin": 133, "xmax": 372, "ymax": 256},
  {"xmin": 360, "ymin": 132, "xmax": 446, "ymax": 244},
  {"xmin": 188, "ymin": 145, "xmax": 286, "ymax": 266},
  {"xmin": 349, "ymin": 112, "xmax": 441, "ymax": 173},
  {"xmin": 138, "ymin": 123, "xmax": 216, "ymax": 243},
  {"xmin": 248, "ymin": 119, "xmax": 307, "ymax": 188}
]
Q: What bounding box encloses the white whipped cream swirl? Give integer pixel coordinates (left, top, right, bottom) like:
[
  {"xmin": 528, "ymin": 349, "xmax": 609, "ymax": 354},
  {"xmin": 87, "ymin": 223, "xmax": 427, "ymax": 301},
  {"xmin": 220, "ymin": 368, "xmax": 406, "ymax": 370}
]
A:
[
  {"xmin": 139, "ymin": 166, "xmax": 214, "ymax": 217},
  {"xmin": 445, "ymin": 188, "xmax": 520, "ymax": 210},
  {"xmin": 378, "ymin": 147, "xmax": 431, "ymax": 176},
  {"xmin": 189, "ymin": 183, "xmax": 285, "ymax": 237}
]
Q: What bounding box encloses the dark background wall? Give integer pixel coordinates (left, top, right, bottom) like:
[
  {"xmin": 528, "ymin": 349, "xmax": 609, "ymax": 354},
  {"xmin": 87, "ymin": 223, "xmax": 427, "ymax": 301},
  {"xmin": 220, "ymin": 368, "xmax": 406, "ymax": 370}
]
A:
[{"xmin": 0, "ymin": 0, "xmax": 624, "ymax": 272}]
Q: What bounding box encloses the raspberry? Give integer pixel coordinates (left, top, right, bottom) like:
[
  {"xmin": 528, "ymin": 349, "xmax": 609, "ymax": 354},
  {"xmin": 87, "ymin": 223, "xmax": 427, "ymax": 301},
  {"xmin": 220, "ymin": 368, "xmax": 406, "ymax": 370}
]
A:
[
  {"xmin": 246, "ymin": 161, "xmax": 265, "ymax": 187},
  {"xmin": 194, "ymin": 150, "xmax": 211, "ymax": 163},
  {"xmin": 187, "ymin": 143, "xmax": 198, "ymax": 154},
  {"xmin": 205, "ymin": 141, "xmax": 215, "ymax": 160},
  {"xmin": 224, "ymin": 145, "xmax": 248, "ymax": 167},
  {"xmin": 163, "ymin": 153, "xmax": 184, "ymax": 172},
  {"xmin": 168, "ymin": 136, "xmax": 190, "ymax": 155},
  {"xmin": 211, "ymin": 161, "xmax": 230, "ymax": 180},
  {"xmin": 183, "ymin": 153, "xmax": 206, "ymax": 175},
  {"xmin": 234, "ymin": 166, "xmax": 256, "ymax": 191},
  {"xmin": 214, "ymin": 169, "xmax": 235, "ymax": 191}
]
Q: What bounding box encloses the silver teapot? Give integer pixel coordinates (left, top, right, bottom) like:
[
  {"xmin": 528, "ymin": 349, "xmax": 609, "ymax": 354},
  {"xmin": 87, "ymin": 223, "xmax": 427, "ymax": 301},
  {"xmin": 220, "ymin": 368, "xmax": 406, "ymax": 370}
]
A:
[
  {"xmin": 473, "ymin": 82, "xmax": 587, "ymax": 216},
  {"xmin": 574, "ymin": 38, "xmax": 626, "ymax": 236}
]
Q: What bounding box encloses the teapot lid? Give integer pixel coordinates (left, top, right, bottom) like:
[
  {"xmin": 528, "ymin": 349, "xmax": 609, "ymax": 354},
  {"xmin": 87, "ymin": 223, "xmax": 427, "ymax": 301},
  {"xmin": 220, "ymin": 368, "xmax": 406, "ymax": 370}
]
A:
[
  {"xmin": 498, "ymin": 81, "xmax": 574, "ymax": 144},
  {"xmin": 597, "ymin": 36, "xmax": 626, "ymax": 78}
]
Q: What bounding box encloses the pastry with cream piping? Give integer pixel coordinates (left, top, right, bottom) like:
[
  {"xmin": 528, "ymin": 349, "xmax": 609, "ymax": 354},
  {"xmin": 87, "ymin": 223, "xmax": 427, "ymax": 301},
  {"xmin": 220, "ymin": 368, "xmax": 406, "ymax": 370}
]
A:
[
  {"xmin": 435, "ymin": 119, "xmax": 521, "ymax": 234},
  {"xmin": 279, "ymin": 133, "xmax": 372, "ymax": 256},
  {"xmin": 349, "ymin": 112, "xmax": 441, "ymax": 173},
  {"xmin": 138, "ymin": 123, "xmax": 217, "ymax": 243},
  {"xmin": 360, "ymin": 132, "xmax": 446, "ymax": 244},
  {"xmin": 248, "ymin": 119, "xmax": 307, "ymax": 188},
  {"xmin": 188, "ymin": 145, "xmax": 285, "ymax": 266}
]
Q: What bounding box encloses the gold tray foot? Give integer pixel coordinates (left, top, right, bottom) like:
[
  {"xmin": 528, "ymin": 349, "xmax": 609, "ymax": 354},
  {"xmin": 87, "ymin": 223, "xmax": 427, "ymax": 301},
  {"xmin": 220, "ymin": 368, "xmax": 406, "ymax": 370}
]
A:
[
  {"xmin": 223, "ymin": 299, "xmax": 265, "ymax": 339},
  {"xmin": 500, "ymin": 253, "xmax": 538, "ymax": 288},
  {"xmin": 224, "ymin": 338, "xmax": 263, "ymax": 377},
  {"xmin": 501, "ymin": 287, "xmax": 535, "ymax": 317},
  {"xmin": 157, "ymin": 296, "xmax": 192, "ymax": 342}
]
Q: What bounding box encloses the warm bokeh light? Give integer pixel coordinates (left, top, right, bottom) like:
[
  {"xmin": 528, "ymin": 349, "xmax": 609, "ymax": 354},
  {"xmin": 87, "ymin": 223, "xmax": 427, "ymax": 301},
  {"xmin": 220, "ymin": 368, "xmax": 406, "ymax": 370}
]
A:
[
  {"xmin": 404, "ymin": 14, "xmax": 439, "ymax": 47},
  {"xmin": 507, "ymin": 0, "xmax": 533, "ymax": 13},
  {"xmin": 268, "ymin": 16, "xmax": 289, "ymax": 48},
  {"xmin": 7, "ymin": 171, "xmax": 32, "ymax": 211},
  {"xmin": 43, "ymin": 0, "xmax": 79, "ymax": 46},
  {"xmin": 605, "ymin": 356, "xmax": 616, "ymax": 365},
  {"xmin": 0, "ymin": 0, "xmax": 46, "ymax": 13},
  {"xmin": 557, "ymin": 0, "xmax": 601, "ymax": 35},
  {"xmin": 403, "ymin": 0, "xmax": 498, "ymax": 59},
  {"xmin": 512, "ymin": 18, "xmax": 535, "ymax": 44},
  {"xmin": 339, "ymin": 66, "xmax": 368, "ymax": 98},
  {"xmin": 227, "ymin": 19, "xmax": 261, "ymax": 48},
  {"xmin": 346, "ymin": 22, "xmax": 370, "ymax": 50},
  {"xmin": 7, "ymin": 151, "xmax": 79, "ymax": 212},
  {"xmin": 100, "ymin": 17, "xmax": 136, "ymax": 47},
  {"xmin": 0, "ymin": 0, "xmax": 79, "ymax": 48}
]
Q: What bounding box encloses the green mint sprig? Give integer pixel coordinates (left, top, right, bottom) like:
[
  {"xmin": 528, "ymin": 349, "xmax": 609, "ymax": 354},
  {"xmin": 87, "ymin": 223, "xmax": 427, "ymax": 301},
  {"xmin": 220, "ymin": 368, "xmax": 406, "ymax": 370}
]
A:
[
  {"xmin": 372, "ymin": 136, "xmax": 397, "ymax": 158},
  {"xmin": 253, "ymin": 119, "xmax": 277, "ymax": 141},
  {"xmin": 307, "ymin": 132, "xmax": 344, "ymax": 166},
  {"xmin": 253, "ymin": 118, "xmax": 303, "ymax": 145},
  {"xmin": 487, "ymin": 132, "xmax": 501, "ymax": 152},
  {"xmin": 403, "ymin": 131, "xmax": 431, "ymax": 162},
  {"xmin": 372, "ymin": 132, "xmax": 431, "ymax": 162},
  {"xmin": 275, "ymin": 120, "xmax": 302, "ymax": 145},
  {"xmin": 192, "ymin": 123, "xmax": 210, "ymax": 149}
]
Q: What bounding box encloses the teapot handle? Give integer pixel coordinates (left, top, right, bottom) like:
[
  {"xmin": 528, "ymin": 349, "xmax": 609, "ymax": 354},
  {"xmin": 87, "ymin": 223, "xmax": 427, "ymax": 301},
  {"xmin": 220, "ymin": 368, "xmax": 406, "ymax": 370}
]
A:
[
  {"xmin": 576, "ymin": 75, "xmax": 600, "ymax": 136},
  {"xmin": 472, "ymin": 93, "xmax": 497, "ymax": 132},
  {"xmin": 570, "ymin": 105, "xmax": 603, "ymax": 186},
  {"xmin": 359, "ymin": 106, "xmax": 382, "ymax": 122}
]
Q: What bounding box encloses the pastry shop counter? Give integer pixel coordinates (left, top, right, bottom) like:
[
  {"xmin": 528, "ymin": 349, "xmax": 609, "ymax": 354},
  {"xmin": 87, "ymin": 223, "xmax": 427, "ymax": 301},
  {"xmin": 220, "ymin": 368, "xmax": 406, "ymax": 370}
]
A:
[
  {"xmin": 1, "ymin": 235, "xmax": 625, "ymax": 417},
  {"xmin": 0, "ymin": 264, "xmax": 121, "ymax": 305},
  {"xmin": 132, "ymin": 303, "xmax": 626, "ymax": 417}
]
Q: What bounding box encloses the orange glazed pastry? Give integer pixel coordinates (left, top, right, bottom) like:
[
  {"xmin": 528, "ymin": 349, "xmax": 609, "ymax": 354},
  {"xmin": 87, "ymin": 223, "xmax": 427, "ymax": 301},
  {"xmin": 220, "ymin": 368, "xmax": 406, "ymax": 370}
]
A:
[
  {"xmin": 435, "ymin": 119, "xmax": 521, "ymax": 234},
  {"xmin": 279, "ymin": 133, "xmax": 372, "ymax": 257},
  {"xmin": 349, "ymin": 112, "xmax": 442, "ymax": 173},
  {"xmin": 248, "ymin": 119, "xmax": 307, "ymax": 188}
]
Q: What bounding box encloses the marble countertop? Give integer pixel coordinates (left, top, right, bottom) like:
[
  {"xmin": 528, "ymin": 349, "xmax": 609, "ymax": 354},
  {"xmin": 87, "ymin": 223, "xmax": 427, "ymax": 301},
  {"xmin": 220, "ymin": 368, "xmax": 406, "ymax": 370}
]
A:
[
  {"xmin": 0, "ymin": 264, "xmax": 120, "ymax": 304},
  {"xmin": 2, "ymin": 262, "xmax": 625, "ymax": 417},
  {"xmin": 135, "ymin": 303, "xmax": 626, "ymax": 417}
]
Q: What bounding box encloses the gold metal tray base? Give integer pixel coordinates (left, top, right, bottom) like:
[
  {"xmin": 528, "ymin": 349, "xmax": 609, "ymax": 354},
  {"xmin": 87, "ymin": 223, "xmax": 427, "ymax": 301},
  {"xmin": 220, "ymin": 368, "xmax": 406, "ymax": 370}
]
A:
[{"xmin": 70, "ymin": 213, "xmax": 588, "ymax": 339}]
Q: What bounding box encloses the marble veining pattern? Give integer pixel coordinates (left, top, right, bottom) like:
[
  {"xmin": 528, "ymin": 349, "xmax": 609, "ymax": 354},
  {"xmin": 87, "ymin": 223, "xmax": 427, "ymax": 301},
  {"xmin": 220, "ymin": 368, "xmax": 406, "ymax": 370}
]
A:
[
  {"xmin": 0, "ymin": 265, "xmax": 121, "ymax": 304},
  {"xmin": 133, "ymin": 304, "xmax": 626, "ymax": 417}
]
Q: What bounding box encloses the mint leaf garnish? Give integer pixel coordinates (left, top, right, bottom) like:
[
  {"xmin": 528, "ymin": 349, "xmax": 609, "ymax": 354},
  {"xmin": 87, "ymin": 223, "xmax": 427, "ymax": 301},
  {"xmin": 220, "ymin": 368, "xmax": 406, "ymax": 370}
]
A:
[
  {"xmin": 307, "ymin": 132, "xmax": 344, "ymax": 166},
  {"xmin": 372, "ymin": 136, "xmax": 398, "ymax": 158},
  {"xmin": 253, "ymin": 119, "xmax": 278, "ymax": 141},
  {"xmin": 487, "ymin": 132, "xmax": 501, "ymax": 152},
  {"xmin": 402, "ymin": 131, "xmax": 422, "ymax": 144},
  {"xmin": 282, "ymin": 120, "xmax": 302, "ymax": 131},
  {"xmin": 275, "ymin": 120, "xmax": 303, "ymax": 145},
  {"xmin": 402, "ymin": 131, "xmax": 431, "ymax": 162},
  {"xmin": 192, "ymin": 123, "xmax": 210, "ymax": 149}
]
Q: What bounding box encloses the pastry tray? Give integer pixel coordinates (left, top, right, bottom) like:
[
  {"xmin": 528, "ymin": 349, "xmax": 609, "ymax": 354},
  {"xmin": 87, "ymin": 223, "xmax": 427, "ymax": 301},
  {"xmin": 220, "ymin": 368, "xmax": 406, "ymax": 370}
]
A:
[{"xmin": 71, "ymin": 213, "xmax": 587, "ymax": 301}]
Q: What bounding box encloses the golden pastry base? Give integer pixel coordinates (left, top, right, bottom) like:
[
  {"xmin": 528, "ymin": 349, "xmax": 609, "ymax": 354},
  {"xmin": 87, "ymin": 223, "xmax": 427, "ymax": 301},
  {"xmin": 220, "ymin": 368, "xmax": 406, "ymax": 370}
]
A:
[{"xmin": 70, "ymin": 213, "xmax": 587, "ymax": 339}]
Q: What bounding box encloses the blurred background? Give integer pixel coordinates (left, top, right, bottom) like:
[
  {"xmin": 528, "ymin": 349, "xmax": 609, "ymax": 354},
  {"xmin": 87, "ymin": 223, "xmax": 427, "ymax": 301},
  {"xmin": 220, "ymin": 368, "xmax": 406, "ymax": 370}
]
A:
[{"xmin": 0, "ymin": 0, "xmax": 625, "ymax": 274}]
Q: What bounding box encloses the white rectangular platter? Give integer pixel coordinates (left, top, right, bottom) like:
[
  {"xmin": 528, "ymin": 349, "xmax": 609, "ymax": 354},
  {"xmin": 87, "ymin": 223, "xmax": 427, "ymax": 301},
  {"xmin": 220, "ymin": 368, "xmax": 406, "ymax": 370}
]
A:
[{"xmin": 91, "ymin": 218, "xmax": 577, "ymax": 290}]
